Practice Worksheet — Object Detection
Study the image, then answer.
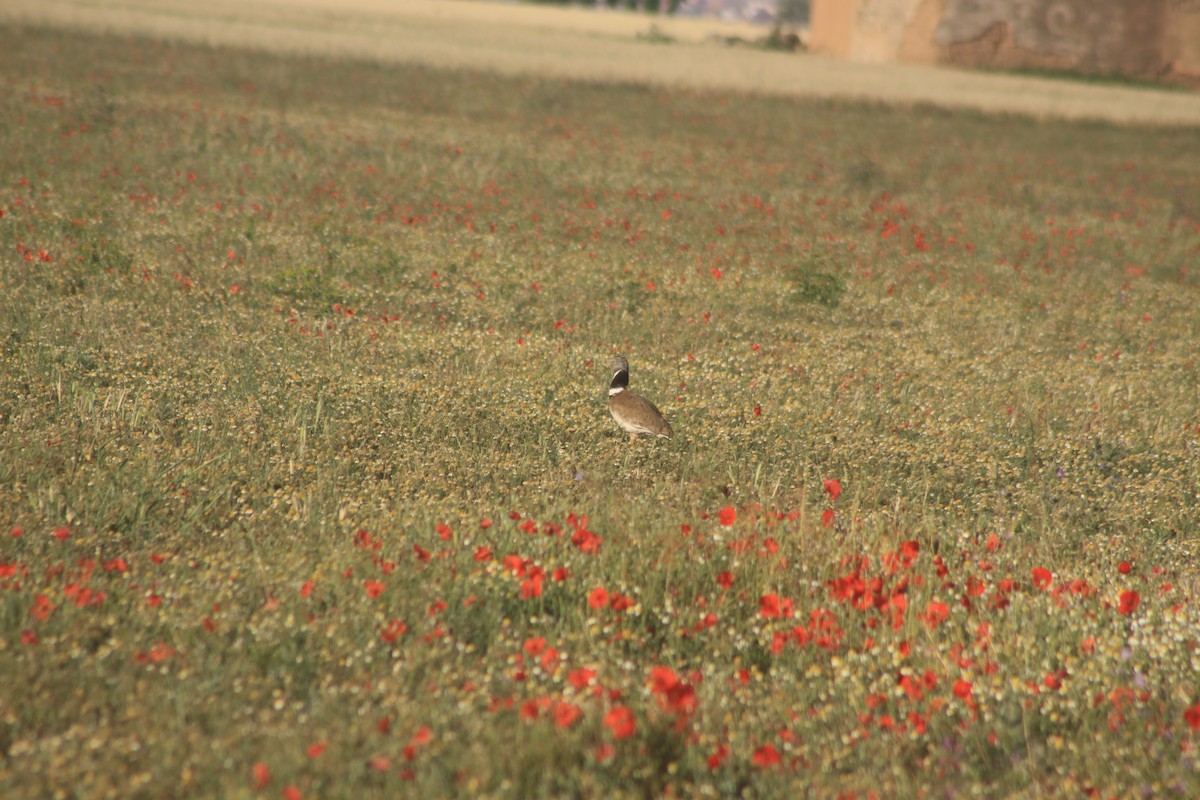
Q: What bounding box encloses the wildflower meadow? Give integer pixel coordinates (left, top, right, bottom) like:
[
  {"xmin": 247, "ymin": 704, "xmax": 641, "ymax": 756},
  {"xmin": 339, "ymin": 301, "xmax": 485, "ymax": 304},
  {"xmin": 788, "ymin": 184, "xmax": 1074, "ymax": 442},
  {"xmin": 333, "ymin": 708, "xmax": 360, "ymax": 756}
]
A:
[{"xmin": 3, "ymin": 20, "xmax": 1200, "ymax": 799}]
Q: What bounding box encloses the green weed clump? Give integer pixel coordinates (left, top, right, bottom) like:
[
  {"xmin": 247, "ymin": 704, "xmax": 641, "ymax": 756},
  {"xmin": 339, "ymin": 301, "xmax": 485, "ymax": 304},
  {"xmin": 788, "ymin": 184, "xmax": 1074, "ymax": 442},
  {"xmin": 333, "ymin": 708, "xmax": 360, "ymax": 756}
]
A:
[{"xmin": 2, "ymin": 24, "xmax": 1200, "ymax": 799}]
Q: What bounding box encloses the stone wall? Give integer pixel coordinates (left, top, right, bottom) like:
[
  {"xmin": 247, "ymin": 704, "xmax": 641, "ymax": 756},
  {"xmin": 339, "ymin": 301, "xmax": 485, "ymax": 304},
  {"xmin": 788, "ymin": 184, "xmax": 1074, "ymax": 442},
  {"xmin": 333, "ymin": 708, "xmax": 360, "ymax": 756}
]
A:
[
  {"xmin": 809, "ymin": 0, "xmax": 1200, "ymax": 86},
  {"xmin": 1163, "ymin": 0, "xmax": 1200, "ymax": 83}
]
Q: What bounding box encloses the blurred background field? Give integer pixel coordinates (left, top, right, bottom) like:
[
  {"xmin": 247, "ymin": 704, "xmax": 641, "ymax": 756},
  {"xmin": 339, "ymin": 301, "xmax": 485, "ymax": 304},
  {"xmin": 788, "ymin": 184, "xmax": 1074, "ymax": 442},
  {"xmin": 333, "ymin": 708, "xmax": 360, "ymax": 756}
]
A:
[
  {"xmin": 2, "ymin": 7, "xmax": 1200, "ymax": 799},
  {"xmin": 6, "ymin": 0, "xmax": 1200, "ymax": 124}
]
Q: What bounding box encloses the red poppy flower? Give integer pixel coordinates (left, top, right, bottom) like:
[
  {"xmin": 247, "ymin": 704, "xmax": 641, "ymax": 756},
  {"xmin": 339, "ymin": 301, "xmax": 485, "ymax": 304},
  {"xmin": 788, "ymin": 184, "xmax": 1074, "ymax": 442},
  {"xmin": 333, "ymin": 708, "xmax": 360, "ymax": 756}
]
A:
[
  {"xmin": 822, "ymin": 509, "xmax": 836, "ymax": 528},
  {"xmin": 610, "ymin": 593, "xmax": 635, "ymax": 612},
  {"xmin": 251, "ymin": 762, "xmax": 270, "ymax": 789},
  {"xmin": 604, "ymin": 706, "xmax": 636, "ymax": 739},
  {"xmin": 716, "ymin": 571, "xmax": 734, "ymax": 589},
  {"xmin": 380, "ymin": 619, "xmax": 408, "ymax": 643},
  {"xmin": 665, "ymin": 682, "xmax": 696, "ymax": 716},
  {"xmin": 520, "ymin": 575, "xmax": 543, "ymax": 599},
  {"xmin": 752, "ymin": 744, "xmax": 781, "ymax": 767},
  {"xmin": 571, "ymin": 528, "xmax": 602, "ymax": 553},
  {"xmin": 717, "ymin": 506, "xmax": 736, "ymax": 527},
  {"xmin": 408, "ymin": 725, "xmax": 432, "ymax": 748},
  {"xmin": 1118, "ymin": 590, "xmax": 1140, "ymax": 616},
  {"xmin": 898, "ymin": 675, "xmax": 922, "ymax": 700},
  {"xmin": 520, "ymin": 699, "xmax": 543, "ymax": 721},
  {"xmin": 649, "ymin": 666, "xmax": 679, "ymax": 693},
  {"xmin": 553, "ymin": 701, "xmax": 582, "ymax": 729},
  {"xmin": 133, "ymin": 642, "xmax": 175, "ymax": 664},
  {"xmin": 1185, "ymin": 703, "xmax": 1200, "ymax": 730},
  {"xmin": 1031, "ymin": 567, "xmax": 1052, "ymax": 590},
  {"xmin": 648, "ymin": 666, "xmax": 697, "ymax": 717},
  {"xmin": 588, "ymin": 587, "xmax": 609, "ymax": 609},
  {"xmin": 759, "ymin": 593, "xmax": 793, "ymax": 619},
  {"xmin": 30, "ymin": 594, "xmax": 55, "ymax": 621},
  {"xmin": 823, "ymin": 478, "xmax": 842, "ymax": 501},
  {"xmin": 921, "ymin": 601, "xmax": 949, "ymax": 629},
  {"xmin": 568, "ymin": 668, "xmax": 596, "ymax": 690},
  {"xmin": 952, "ymin": 679, "xmax": 973, "ymax": 699}
]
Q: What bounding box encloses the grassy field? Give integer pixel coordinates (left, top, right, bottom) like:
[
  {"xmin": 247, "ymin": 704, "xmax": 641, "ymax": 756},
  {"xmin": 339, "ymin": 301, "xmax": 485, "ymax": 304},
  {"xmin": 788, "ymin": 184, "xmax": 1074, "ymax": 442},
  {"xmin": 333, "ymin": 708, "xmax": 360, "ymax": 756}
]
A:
[{"xmin": 3, "ymin": 19, "xmax": 1200, "ymax": 799}]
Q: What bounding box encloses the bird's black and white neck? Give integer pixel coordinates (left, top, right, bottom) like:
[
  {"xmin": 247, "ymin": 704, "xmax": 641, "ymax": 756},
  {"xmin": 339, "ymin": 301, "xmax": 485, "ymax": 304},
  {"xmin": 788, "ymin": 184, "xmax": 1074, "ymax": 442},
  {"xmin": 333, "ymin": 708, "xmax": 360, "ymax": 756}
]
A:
[{"xmin": 609, "ymin": 358, "xmax": 630, "ymax": 396}]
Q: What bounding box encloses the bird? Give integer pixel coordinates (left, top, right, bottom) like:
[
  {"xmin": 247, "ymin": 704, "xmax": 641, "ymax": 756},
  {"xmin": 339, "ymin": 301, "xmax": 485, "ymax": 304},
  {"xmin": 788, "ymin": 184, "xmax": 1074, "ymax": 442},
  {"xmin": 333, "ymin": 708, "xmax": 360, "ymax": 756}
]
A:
[{"xmin": 607, "ymin": 355, "xmax": 672, "ymax": 442}]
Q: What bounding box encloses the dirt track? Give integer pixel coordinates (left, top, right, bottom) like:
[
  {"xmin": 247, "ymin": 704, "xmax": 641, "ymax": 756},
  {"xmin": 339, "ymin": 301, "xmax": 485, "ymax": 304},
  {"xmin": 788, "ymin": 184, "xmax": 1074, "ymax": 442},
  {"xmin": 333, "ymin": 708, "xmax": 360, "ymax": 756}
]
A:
[{"xmin": 5, "ymin": 0, "xmax": 1199, "ymax": 126}]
